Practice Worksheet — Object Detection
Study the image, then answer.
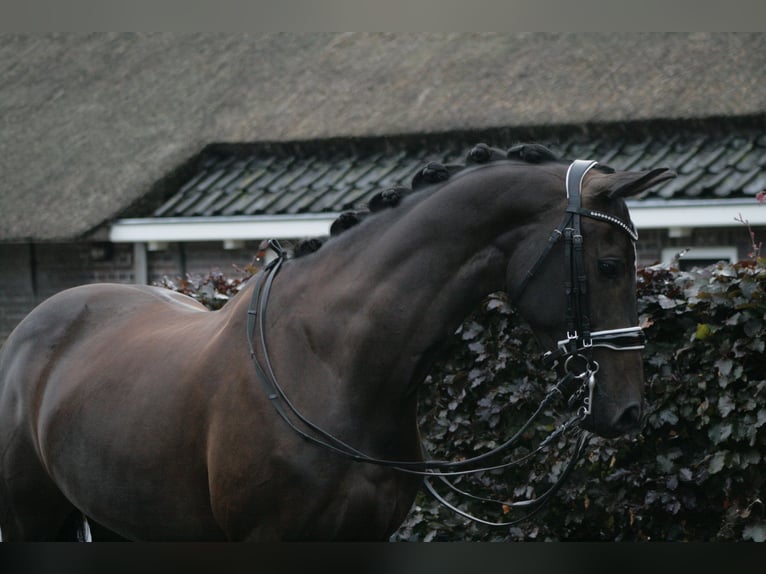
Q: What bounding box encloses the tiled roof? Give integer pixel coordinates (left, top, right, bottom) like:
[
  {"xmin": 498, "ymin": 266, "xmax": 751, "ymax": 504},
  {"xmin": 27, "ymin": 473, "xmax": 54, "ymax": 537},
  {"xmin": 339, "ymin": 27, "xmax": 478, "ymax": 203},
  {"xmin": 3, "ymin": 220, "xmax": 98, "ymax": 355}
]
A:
[
  {"xmin": 6, "ymin": 34, "xmax": 766, "ymax": 241},
  {"xmin": 151, "ymin": 127, "xmax": 766, "ymax": 220}
]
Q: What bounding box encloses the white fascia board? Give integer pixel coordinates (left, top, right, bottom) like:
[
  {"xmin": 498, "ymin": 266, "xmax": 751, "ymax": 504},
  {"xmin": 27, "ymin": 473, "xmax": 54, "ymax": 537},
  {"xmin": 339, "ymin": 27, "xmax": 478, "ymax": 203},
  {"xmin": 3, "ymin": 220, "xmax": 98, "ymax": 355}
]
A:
[
  {"xmin": 109, "ymin": 214, "xmax": 339, "ymax": 243},
  {"xmin": 626, "ymin": 199, "xmax": 766, "ymax": 229}
]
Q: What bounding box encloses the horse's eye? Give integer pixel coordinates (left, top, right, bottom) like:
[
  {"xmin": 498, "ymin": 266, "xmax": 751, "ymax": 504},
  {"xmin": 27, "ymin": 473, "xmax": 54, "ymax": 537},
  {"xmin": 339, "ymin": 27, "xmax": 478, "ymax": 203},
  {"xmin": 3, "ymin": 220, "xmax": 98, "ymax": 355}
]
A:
[{"xmin": 598, "ymin": 259, "xmax": 621, "ymax": 279}]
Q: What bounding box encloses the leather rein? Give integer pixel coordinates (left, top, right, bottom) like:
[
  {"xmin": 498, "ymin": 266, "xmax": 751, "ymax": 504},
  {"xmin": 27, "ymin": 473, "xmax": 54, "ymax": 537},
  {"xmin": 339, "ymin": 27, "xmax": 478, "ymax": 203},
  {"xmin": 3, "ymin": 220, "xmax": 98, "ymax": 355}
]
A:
[{"xmin": 246, "ymin": 159, "xmax": 645, "ymax": 527}]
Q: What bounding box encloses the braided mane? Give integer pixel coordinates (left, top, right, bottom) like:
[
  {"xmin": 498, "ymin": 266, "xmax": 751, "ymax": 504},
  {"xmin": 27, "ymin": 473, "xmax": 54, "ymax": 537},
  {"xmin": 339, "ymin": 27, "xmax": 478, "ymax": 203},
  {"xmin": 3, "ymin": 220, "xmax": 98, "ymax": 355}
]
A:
[{"xmin": 292, "ymin": 143, "xmax": 564, "ymax": 258}]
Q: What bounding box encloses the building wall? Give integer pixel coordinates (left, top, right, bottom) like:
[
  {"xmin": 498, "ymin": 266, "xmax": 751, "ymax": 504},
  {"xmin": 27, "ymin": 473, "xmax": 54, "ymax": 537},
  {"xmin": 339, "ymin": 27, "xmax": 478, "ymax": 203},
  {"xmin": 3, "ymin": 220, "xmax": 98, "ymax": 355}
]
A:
[
  {"xmin": 636, "ymin": 226, "xmax": 763, "ymax": 267},
  {"xmin": 2, "ymin": 226, "xmax": 763, "ymax": 343},
  {"xmin": 0, "ymin": 241, "xmax": 262, "ymax": 343},
  {"xmin": 0, "ymin": 242, "xmax": 137, "ymax": 343},
  {"xmin": 0, "ymin": 244, "xmax": 36, "ymax": 344}
]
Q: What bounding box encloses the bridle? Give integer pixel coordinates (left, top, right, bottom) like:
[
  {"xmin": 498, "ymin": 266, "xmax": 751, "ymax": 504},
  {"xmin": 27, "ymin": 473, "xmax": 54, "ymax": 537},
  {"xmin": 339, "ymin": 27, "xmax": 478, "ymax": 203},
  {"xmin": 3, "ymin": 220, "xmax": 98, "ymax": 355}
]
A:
[
  {"xmin": 245, "ymin": 159, "xmax": 645, "ymax": 527},
  {"xmin": 514, "ymin": 160, "xmax": 645, "ymax": 420}
]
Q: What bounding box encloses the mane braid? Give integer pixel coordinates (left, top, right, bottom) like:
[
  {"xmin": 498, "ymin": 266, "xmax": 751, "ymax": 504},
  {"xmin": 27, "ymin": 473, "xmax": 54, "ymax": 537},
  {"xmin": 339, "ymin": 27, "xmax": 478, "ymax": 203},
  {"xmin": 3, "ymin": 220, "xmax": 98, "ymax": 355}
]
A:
[{"xmin": 290, "ymin": 142, "xmax": 564, "ymax": 258}]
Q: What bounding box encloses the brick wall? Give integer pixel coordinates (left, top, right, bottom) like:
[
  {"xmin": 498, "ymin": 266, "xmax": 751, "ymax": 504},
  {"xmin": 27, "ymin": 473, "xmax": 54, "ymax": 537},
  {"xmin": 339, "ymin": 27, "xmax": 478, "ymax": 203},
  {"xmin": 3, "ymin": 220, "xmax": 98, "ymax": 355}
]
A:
[
  {"xmin": 0, "ymin": 241, "xmax": 262, "ymax": 343},
  {"xmin": 0, "ymin": 244, "xmax": 37, "ymax": 344},
  {"xmin": 636, "ymin": 226, "xmax": 764, "ymax": 266},
  {"xmin": 1, "ymin": 242, "xmax": 136, "ymax": 343}
]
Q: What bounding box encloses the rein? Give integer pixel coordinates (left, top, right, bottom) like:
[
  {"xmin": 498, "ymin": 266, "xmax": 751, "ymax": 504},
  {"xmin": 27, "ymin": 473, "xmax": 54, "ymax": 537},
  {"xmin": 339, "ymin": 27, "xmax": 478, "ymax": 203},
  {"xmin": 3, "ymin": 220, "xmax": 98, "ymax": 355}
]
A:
[
  {"xmin": 246, "ymin": 159, "xmax": 644, "ymax": 527},
  {"xmin": 247, "ymin": 241, "xmax": 578, "ymax": 475}
]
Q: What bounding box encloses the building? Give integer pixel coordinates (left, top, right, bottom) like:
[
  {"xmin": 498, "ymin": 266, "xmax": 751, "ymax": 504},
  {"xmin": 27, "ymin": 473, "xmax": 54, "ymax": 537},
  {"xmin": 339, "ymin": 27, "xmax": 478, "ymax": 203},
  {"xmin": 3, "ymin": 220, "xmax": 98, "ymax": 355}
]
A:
[{"xmin": 2, "ymin": 33, "xmax": 766, "ymax": 341}]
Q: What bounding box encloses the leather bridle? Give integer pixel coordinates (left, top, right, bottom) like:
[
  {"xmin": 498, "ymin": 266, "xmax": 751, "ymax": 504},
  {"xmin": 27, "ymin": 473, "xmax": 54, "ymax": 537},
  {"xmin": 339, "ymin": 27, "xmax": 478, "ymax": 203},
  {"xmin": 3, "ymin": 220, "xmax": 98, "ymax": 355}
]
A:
[
  {"xmin": 514, "ymin": 159, "xmax": 645, "ymax": 420},
  {"xmin": 245, "ymin": 159, "xmax": 645, "ymax": 527}
]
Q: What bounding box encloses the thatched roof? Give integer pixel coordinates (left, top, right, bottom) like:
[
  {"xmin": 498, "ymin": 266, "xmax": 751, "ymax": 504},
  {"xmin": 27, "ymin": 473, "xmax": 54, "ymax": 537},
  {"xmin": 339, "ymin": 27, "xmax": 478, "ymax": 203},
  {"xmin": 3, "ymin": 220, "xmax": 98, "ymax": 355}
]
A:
[{"xmin": 2, "ymin": 33, "xmax": 766, "ymax": 241}]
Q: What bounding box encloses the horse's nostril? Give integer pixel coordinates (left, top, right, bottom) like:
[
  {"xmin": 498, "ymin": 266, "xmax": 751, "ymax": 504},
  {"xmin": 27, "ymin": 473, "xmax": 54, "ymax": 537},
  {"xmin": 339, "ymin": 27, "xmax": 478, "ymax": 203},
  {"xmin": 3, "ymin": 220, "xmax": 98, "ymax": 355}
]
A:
[{"xmin": 615, "ymin": 404, "xmax": 642, "ymax": 433}]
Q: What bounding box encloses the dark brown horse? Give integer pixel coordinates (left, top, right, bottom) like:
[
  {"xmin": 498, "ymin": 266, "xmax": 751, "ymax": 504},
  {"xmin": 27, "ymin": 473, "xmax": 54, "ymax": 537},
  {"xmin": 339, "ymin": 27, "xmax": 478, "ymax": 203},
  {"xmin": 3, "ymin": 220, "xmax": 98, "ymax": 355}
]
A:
[{"xmin": 0, "ymin": 144, "xmax": 674, "ymax": 541}]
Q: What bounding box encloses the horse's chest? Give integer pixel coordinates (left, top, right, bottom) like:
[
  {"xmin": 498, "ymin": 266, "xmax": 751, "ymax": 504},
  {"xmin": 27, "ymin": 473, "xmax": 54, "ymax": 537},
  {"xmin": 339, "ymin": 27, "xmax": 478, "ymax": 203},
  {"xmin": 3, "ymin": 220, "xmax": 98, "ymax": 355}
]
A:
[
  {"xmin": 239, "ymin": 464, "xmax": 420, "ymax": 541},
  {"xmin": 300, "ymin": 470, "xmax": 420, "ymax": 541}
]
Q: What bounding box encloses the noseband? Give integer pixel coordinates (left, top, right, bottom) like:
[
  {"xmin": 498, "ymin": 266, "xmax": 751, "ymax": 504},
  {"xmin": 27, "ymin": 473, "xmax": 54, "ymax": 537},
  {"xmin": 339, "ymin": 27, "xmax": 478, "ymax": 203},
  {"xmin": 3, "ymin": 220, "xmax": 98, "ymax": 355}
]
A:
[
  {"xmin": 246, "ymin": 159, "xmax": 644, "ymax": 527},
  {"xmin": 515, "ymin": 160, "xmax": 645, "ymax": 418}
]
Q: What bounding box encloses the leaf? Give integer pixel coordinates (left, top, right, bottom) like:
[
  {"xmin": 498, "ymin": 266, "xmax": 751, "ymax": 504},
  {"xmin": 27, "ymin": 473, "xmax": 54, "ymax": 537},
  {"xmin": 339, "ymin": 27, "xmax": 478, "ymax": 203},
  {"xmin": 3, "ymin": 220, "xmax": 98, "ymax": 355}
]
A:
[
  {"xmin": 708, "ymin": 422, "xmax": 733, "ymax": 443},
  {"xmin": 666, "ymin": 475, "xmax": 678, "ymax": 490},
  {"xmin": 742, "ymin": 450, "xmax": 761, "ymax": 466},
  {"xmin": 744, "ymin": 318, "xmax": 763, "ymax": 338},
  {"xmin": 678, "ymin": 467, "xmax": 693, "ymax": 482},
  {"xmin": 715, "ymin": 358, "xmax": 733, "ymax": 377},
  {"xmin": 743, "ymin": 522, "xmax": 766, "ymax": 542},
  {"xmin": 716, "ymin": 263, "xmax": 737, "ymax": 278},
  {"xmin": 725, "ymin": 312, "xmax": 742, "ymax": 326},
  {"xmin": 694, "ymin": 323, "xmax": 713, "ymax": 340},
  {"xmin": 467, "ymin": 368, "xmax": 485, "ymax": 388},
  {"xmin": 467, "ymin": 341, "xmax": 485, "ymax": 354},
  {"xmin": 461, "ymin": 321, "xmax": 484, "ymax": 341},
  {"xmin": 708, "ymin": 451, "xmax": 727, "ymax": 474},
  {"xmin": 656, "ymin": 449, "xmax": 683, "ymax": 472},
  {"xmin": 717, "ymin": 395, "xmax": 736, "ymax": 418},
  {"xmin": 658, "ymin": 295, "xmax": 682, "ymax": 309},
  {"xmin": 486, "ymin": 297, "xmax": 510, "ymax": 313},
  {"xmin": 657, "ymin": 409, "xmax": 679, "ymax": 426}
]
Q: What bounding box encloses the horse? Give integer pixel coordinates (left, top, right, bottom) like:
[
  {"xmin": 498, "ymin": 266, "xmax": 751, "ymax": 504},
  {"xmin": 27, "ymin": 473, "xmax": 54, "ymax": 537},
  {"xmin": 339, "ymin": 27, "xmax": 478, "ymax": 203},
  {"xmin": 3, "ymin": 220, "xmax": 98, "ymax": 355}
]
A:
[{"xmin": 0, "ymin": 143, "xmax": 675, "ymax": 541}]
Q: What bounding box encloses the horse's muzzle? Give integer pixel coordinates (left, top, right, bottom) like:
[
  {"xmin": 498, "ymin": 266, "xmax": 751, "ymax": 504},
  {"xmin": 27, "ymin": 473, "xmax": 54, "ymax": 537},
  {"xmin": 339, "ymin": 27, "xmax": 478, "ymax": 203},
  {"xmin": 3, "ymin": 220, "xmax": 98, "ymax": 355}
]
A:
[{"xmin": 583, "ymin": 399, "xmax": 643, "ymax": 438}]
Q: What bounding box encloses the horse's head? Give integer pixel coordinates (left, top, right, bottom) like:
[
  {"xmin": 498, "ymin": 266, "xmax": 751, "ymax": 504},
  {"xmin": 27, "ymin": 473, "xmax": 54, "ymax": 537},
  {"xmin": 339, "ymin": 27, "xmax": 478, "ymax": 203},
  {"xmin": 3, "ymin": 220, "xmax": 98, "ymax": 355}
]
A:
[{"xmin": 506, "ymin": 154, "xmax": 675, "ymax": 438}]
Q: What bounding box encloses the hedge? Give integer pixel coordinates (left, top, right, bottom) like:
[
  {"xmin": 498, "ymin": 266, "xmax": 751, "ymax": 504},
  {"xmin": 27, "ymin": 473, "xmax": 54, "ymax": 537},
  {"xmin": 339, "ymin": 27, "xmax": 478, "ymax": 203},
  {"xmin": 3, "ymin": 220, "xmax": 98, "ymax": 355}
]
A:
[{"xmin": 161, "ymin": 257, "xmax": 766, "ymax": 542}]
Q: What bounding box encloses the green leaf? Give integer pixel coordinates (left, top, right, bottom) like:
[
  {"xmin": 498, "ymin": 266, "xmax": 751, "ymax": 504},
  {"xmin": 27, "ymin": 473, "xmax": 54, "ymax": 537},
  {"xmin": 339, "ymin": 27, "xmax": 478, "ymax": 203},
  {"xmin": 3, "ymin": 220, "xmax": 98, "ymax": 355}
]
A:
[{"xmin": 695, "ymin": 323, "xmax": 713, "ymax": 340}]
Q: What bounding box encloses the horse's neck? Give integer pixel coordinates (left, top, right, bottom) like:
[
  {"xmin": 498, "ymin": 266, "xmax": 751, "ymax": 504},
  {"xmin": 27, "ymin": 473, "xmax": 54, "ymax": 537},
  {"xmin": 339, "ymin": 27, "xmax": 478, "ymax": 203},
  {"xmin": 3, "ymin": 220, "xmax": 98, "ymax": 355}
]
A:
[{"xmin": 270, "ymin": 170, "xmax": 549, "ymax": 404}]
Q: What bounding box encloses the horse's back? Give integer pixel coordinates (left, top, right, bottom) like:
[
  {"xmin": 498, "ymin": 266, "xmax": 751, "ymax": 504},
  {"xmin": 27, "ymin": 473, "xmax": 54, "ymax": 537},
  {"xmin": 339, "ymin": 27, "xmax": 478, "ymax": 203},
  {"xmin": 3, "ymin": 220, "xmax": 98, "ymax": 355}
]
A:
[
  {"xmin": 0, "ymin": 282, "xmax": 208, "ymax": 398},
  {"xmin": 0, "ymin": 283, "xmax": 231, "ymax": 540},
  {"xmin": 0, "ymin": 282, "xmax": 211, "ymax": 433}
]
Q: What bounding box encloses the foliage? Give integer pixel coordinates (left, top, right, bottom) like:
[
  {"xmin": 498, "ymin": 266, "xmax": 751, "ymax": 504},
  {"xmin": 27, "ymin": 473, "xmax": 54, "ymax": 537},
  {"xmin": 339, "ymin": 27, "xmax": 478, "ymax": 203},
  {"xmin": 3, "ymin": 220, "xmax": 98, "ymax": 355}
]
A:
[
  {"xmin": 156, "ymin": 262, "xmax": 258, "ymax": 310},
  {"xmin": 162, "ymin": 258, "xmax": 766, "ymax": 541},
  {"xmin": 394, "ymin": 259, "xmax": 766, "ymax": 541}
]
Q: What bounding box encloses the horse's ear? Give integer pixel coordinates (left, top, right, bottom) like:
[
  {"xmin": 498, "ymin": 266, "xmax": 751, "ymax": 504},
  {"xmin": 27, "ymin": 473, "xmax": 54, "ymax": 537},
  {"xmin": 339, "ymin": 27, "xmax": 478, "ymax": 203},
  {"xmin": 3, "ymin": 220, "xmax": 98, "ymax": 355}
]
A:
[{"xmin": 589, "ymin": 167, "xmax": 676, "ymax": 199}]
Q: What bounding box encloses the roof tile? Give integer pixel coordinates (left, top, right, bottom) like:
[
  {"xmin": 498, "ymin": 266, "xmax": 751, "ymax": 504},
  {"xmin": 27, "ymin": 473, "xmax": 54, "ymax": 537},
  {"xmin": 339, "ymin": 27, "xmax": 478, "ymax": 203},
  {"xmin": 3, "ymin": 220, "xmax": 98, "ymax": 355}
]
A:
[
  {"xmin": 681, "ymin": 139, "xmax": 728, "ymax": 175},
  {"xmin": 307, "ymin": 156, "xmax": 356, "ymax": 190},
  {"xmin": 150, "ymin": 127, "xmax": 766, "ymax": 221},
  {"xmin": 743, "ymin": 171, "xmax": 766, "ymax": 195}
]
